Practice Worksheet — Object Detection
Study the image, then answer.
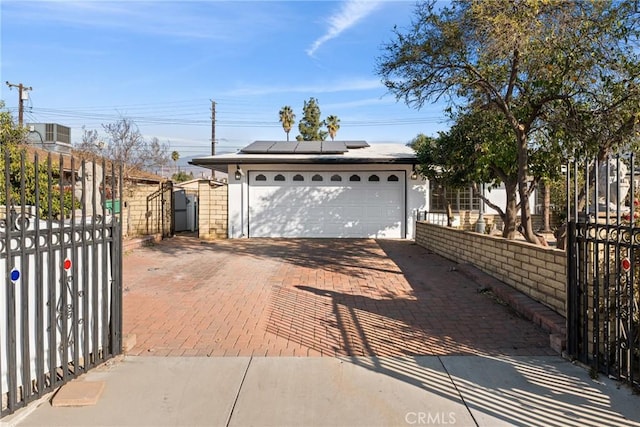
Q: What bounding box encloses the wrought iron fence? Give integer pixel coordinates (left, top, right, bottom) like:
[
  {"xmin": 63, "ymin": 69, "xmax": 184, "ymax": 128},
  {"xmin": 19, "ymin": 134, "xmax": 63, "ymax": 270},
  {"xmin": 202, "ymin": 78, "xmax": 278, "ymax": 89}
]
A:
[
  {"xmin": 0, "ymin": 145, "xmax": 123, "ymax": 416},
  {"xmin": 566, "ymin": 153, "xmax": 639, "ymax": 392}
]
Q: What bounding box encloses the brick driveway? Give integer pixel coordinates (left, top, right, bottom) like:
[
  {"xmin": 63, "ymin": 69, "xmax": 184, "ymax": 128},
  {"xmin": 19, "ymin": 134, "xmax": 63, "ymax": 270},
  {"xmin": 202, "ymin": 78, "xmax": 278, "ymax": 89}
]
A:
[{"xmin": 123, "ymin": 237, "xmax": 555, "ymax": 357}]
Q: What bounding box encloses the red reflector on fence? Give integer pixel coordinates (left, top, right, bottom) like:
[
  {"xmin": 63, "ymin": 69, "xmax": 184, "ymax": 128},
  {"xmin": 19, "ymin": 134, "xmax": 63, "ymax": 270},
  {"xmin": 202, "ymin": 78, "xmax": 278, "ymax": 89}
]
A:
[
  {"xmin": 621, "ymin": 257, "xmax": 631, "ymax": 272},
  {"xmin": 63, "ymin": 259, "xmax": 72, "ymax": 270}
]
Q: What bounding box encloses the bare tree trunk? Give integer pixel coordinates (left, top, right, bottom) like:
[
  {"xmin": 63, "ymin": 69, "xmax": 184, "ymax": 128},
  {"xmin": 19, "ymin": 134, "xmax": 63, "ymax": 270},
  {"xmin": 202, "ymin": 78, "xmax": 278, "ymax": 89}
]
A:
[
  {"xmin": 503, "ymin": 180, "xmax": 518, "ymax": 239},
  {"xmin": 517, "ymin": 132, "xmax": 541, "ymax": 244},
  {"xmin": 446, "ymin": 201, "xmax": 454, "ymax": 227},
  {"xmin": 438, "ymin": 185, "xmax": 453, "ymax": 227}
]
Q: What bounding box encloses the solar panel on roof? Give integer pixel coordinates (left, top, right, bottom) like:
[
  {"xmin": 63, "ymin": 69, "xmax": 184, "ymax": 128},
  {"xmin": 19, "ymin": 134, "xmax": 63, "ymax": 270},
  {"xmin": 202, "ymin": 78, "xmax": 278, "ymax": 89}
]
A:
[
  {"xmin": 321, "ymin": 141, "xmax": 348, "ymax": 154},
  {"xmin": 240, "ymin": 141, "xmax": 276, "ymax": 153},
  {"xmin": 344, "ymin": 141, "xmax": 370, "ymax": 149},
  {"xmin": 239, "ymin": 140, "xmax": 360, "ymax": 155},
  {"xmin": 295, "ymin": 141, "xmax": 323, "ymax": 153},
  {"xmin": 268, "ymin": 142, "xmax": 299, "ymax": 153}
]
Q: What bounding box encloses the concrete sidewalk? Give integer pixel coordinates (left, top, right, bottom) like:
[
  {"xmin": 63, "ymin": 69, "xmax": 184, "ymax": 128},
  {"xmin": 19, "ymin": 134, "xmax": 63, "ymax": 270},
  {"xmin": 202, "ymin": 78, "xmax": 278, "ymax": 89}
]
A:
[{"xmin": 6, "ymin": 355, "xmax": 639, "ymax": 427}]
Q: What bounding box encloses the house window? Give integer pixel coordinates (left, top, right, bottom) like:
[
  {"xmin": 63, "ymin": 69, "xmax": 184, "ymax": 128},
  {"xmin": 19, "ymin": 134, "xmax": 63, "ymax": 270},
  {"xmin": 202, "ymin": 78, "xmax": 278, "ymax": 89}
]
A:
[
  {"xmin": 349, "ymin": 174, "xmax": 361, "ymax": 182},
  {"xmin": 330, "ymin": 174, "xmax": 342, "ymax": 182},
  {"xmin": 255, "ymin": 174, "xmax": 267, "ymax": 181},
  {"xmin": 293, "ymin": 174, "xmax": 304, "ymax": 181},
  {"xmin": 430, "ymin": 185, "xmax": 481, "ymax": 211},
  {"xmin": 274, "ymin": 174, "xmax": 285, "ymax": 181},
  {"xmin": 312, "ymin": 174, "xmax": 323, "ymax": 182},
  {"xmin": 388, "ymin": 175, "xmax": 399, "ymax": 182},
  {"xmin": 368, "ymin": 175, "xmax": 380, "ymax": 182}
]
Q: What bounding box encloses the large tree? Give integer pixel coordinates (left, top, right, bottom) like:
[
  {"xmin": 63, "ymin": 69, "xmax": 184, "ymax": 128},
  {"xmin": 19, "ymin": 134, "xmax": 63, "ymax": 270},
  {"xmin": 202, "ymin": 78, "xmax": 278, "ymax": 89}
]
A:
[
  {"xmin": 95, "ymin": 117, "xmax": 169, "ymax": 178},
  {"xmin": 279, "ymin": 106, "xmax": 296, "ymax": 141},
  {"xmin": 415, "ymin": 106, "xmax": 537, "ymax": 237},
  {"xmin": 297, "ymin": 97, "xmax": 328, "ymax": 141},
  {"xmin": 377, "ymin": 0, "xmax": 640, "ymax": 244},
  {"xmin": 411, "ymin": 133, "xmax": 469, "ymax": 227}
]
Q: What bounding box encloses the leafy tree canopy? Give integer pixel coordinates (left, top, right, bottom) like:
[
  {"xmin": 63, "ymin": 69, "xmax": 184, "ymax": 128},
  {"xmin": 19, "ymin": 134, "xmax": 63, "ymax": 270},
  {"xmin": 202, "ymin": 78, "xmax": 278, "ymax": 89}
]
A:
[
  {"xmin": 377, "ymin": 0, "xmax": 640, "ymax": 243},
  {"xmin": 0, "ymin": 101, "xmax": 77, "ymax": 218},
  {"xmin": 171, "ymin": 170, "xmax": 193, "ymax": 183}
]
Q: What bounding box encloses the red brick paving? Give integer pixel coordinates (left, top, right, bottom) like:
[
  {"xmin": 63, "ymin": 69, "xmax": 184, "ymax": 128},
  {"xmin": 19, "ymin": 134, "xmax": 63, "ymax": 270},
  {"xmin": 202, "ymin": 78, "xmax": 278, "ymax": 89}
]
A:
[{"xmin": 123, "ymin": 237, "xmax": 556, "ymax": 357}]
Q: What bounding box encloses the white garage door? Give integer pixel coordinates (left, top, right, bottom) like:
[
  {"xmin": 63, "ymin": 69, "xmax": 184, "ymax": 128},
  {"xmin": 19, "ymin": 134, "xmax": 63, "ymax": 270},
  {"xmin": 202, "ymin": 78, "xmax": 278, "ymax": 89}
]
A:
[{"xmin": 248, "ymin": 171, "xmax": 405, "ymax": 238}]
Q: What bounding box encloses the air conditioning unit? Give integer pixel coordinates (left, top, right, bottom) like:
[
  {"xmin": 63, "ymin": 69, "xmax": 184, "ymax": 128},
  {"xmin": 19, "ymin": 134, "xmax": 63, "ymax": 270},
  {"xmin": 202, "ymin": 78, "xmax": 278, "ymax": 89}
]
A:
[{"xmin": 27, "ymin": 123, "xmax": 71, "ymax": 145}]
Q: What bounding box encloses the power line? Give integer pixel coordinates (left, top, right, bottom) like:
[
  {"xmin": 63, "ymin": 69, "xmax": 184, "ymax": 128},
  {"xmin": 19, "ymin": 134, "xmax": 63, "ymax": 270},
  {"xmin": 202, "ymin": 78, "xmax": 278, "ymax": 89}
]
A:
[{"xmin": 25, "ymin": 106, "xmax": 445, "ymax": 127}]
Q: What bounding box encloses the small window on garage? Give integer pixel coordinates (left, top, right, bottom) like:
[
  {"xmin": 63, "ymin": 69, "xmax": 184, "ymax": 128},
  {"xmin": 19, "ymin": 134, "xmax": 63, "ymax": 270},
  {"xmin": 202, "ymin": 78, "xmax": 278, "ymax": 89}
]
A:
[
  {"xmin": 388, "ymin": 174, "xmax": 399, "ymax": 182},
  {"xmin": 368, "ymin": 174, "xmax": 380, "ymax": 182},
  {"xmin": 312, "ymin": 174, "xmax": 323, "ymax": 182},
  {"xmin": 255, "ymin": 174, "xmax": 267, "ymax": 181},
  {"xmin": 274, "ymin": 174, "xmax": 286, "ymax": 181},
  {"xmin": 349, "ymin": 174, "xmax": 361, "ymax": 182},
  {"xmin": 330, "ymin": 174, "xmax": 342, "ymax": 182},
  {"xmin": 293, "ymin": 174, "xmax": 304, "ymax": 181}
]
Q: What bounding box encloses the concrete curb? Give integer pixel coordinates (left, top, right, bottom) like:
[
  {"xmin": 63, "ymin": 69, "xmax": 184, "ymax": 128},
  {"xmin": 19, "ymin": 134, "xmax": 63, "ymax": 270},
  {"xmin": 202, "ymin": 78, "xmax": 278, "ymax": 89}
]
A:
[{"xmin": 456, "ymin": 263, "xmax": 567, "ymax": 353}]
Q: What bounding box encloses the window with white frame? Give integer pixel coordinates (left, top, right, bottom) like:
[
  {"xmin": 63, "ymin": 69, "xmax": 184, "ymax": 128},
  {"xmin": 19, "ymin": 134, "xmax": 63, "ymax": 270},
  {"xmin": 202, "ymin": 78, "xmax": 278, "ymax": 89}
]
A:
[{"xmin": 430, "ymin": 185, "xmax": 480, "ymax": 211}]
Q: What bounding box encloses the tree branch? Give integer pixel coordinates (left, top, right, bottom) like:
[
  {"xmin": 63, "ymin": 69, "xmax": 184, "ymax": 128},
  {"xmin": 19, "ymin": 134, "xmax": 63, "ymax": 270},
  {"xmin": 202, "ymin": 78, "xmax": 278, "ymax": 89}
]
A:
[{"xmin": 505, "ymin": 49, "xmax": 519, "ymax": 104}]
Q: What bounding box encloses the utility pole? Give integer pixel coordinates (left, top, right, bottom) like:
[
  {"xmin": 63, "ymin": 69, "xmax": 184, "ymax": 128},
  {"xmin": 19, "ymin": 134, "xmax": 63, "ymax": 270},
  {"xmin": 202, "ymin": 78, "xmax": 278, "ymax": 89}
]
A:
[
  {"xmin": 210, "ymin": 99, "xmax": 216, "ymax": 155},
  {"xmin": 5, "ymin": 81, "xmax": 32, "ymax": 126}
]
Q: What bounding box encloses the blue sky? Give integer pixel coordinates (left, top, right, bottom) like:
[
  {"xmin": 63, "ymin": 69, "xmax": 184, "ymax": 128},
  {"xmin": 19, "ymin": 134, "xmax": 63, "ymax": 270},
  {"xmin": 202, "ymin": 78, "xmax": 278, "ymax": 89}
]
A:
[{"xmin": 1, "ymin": 0, "xmax": 450, "ymax": 158}]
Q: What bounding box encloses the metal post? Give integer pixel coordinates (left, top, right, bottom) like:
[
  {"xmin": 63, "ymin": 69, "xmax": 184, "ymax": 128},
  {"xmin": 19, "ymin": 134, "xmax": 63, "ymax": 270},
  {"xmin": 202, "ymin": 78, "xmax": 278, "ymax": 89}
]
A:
[
  {"xmin": 475, "ymin": 183, "xmax": 486, "ymax": 233},
  {"xmin": 567, "ymin": 219, "xmax": 579, "ymax": 357}
]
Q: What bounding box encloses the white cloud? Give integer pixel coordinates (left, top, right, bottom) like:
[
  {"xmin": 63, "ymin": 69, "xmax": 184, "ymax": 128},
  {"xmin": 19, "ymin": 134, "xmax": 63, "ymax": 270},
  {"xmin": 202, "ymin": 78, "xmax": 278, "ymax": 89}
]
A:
[
  {"xmin": 306, "ymin": 0, "xmax": 382, "ymax": 57},
  {"xmin": 3, "ymin": 1, "xmax": 279, "ymax": 42}
]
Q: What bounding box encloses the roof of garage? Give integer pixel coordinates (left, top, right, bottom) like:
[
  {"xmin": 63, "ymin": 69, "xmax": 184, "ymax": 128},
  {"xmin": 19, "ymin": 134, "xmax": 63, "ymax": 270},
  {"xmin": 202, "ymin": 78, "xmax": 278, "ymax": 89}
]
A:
[{"xmin": 190, "ymin": 142, "xmax": 417, "ymax": 169}]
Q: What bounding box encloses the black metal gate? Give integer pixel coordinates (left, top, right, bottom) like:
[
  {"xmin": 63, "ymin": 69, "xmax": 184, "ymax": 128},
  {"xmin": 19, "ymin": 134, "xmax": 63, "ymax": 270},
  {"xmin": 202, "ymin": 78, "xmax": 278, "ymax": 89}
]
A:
[
  {"xmin": 0, "ymin": 145, "xmax": 123, "ymax": 416},
  {"xmin": 566, "ymin": 154, "xmax": 639, "ymax": 391},
  {"xmin": 146, "ymin": 181, "xmax": 173, "ymax": 238}
]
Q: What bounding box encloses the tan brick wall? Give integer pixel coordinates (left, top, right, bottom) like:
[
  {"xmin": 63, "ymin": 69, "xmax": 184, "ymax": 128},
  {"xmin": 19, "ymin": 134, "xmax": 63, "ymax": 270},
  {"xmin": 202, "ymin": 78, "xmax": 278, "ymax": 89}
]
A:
[
  {"xmin": 121, "ymin": 183, "xmax": 168, "ymax": 238},
  {"xmin": 430, "ymin": 212, "xmax": 556, "ymax": 233},
  {"xmin": 198, "ymin": 181, "xmax": 228, "ymax": 239},
  {"xmin": 415, "ymin": 221, "xmax": 566, "ymax": 316}
]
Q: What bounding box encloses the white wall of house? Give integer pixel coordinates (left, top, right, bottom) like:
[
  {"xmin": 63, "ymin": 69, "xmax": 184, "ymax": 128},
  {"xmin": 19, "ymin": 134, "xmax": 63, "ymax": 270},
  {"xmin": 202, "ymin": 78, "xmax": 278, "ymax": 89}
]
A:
[
  {"xmin": 483, "ymin": 183, "xmax": 536, "ymax": 215},
  {"xmin": 227, "ymin": 163, "xmax": 427, "ymax": 239}
]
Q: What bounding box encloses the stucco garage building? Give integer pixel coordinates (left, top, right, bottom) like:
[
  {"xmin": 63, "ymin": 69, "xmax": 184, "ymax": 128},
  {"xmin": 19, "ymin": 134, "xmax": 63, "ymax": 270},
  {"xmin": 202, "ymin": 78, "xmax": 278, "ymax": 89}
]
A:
[{"xmin": 191, "ymin": 141, "xmax": 427, "ymax": 239}]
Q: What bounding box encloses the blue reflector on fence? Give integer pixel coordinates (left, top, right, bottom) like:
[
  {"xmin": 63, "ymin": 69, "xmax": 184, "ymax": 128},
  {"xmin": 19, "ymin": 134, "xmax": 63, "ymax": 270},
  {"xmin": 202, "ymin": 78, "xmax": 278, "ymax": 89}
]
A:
[{"xmin": 10, "ymin": 268, "xmax": 20, "ymax": 282}]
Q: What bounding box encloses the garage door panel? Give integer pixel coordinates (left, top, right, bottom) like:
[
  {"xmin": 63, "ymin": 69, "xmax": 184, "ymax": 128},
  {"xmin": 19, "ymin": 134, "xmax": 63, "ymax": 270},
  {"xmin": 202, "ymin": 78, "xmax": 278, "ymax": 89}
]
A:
[{"xmin": 248, "ymin": 171, "xmax": 404, "ymax": 238}]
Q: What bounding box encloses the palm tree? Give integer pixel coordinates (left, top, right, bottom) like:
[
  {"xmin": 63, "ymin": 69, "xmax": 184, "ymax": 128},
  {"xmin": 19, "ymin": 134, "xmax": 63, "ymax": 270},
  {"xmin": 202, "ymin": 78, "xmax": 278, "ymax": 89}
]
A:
[
  {"xmin": 325, "ymin": 115, "xmax": 341, "ymax": 141},
  {"xmin": 171, "ymin": 150, "xmax": 180, "ymax": 173},
  {"xmin": 279, "ymin": 106, "xmax": 296, "ymax": 141}
]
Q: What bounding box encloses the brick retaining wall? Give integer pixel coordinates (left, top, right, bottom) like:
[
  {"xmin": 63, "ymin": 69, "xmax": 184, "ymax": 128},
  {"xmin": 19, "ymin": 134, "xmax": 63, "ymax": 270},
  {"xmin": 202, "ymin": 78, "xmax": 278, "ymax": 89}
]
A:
[
  {"xmin": 198, "ymin": 181, "xmax": 228, "ymax": 239},
  {"xmin": 415, "ymin": 221, "xmax": 566, "ymax": 317}
]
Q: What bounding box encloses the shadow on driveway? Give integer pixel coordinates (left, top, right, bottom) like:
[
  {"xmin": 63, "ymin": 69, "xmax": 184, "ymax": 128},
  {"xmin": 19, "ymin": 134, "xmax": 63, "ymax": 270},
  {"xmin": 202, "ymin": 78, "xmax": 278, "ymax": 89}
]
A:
[{"xmin": 123, "ymin": 237, "xmax": 555, "ymax": 357}]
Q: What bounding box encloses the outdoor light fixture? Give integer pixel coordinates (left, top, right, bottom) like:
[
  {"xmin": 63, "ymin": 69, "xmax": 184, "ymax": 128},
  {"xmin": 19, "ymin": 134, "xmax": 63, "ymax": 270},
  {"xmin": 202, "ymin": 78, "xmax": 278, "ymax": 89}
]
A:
[
  {"xmin": 234, "ymin": 165, "xmax": 243, "ymax": 180},
  {"xmin": 410, "ymin": 165, "xmax": 418, "ymax": 180}
]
